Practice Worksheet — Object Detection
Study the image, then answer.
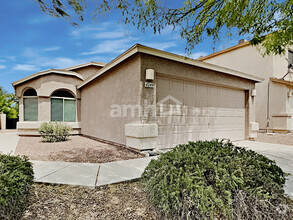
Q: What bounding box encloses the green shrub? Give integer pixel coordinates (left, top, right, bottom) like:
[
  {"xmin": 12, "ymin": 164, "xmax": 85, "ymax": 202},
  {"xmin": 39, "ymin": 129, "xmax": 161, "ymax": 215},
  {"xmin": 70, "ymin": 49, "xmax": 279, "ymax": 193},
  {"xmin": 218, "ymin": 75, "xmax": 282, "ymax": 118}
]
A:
[
  {"xmin": 0, "ymin": 154, "xmax": 34, "ymax": 219},
  {"xmin": 38, "ymin": 121, "xmax": 72, "ymax": 142},
  {"xmin": 142, "ymin": 140, "xmax": 293, "ymax": 219}
]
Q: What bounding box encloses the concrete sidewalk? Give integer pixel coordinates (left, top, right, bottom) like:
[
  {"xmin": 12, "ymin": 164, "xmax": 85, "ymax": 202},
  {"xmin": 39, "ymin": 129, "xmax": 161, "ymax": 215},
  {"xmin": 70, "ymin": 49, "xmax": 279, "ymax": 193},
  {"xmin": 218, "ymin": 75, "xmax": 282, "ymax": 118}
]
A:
[
  {"xmin": 234, "ymin": 140, "xmax": 293, "ymax": 198},
  {"xmin": 33, "ymin": 156, "xmax": 157, "ymax": 188},
  {"xmin": 0, "ymin": 131, "xmax": 19, "ymax": 155}
]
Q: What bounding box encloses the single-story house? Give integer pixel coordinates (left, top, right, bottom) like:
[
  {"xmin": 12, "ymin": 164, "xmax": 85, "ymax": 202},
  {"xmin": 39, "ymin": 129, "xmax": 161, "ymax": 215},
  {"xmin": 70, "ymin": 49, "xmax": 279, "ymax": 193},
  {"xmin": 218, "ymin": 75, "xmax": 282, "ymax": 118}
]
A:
[
  {"xmin": 198, "ymin": 40, "xmax": 293, "ymax": 133},
  {"xmin": 13, "ymin": 44, "xmax": 262, "ymax": 151}
]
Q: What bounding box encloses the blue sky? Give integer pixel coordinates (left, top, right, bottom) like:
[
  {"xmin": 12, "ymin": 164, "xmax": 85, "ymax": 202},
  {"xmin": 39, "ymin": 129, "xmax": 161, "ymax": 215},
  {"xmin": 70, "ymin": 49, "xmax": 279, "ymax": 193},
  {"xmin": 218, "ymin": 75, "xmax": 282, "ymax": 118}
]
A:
[{"xmin": 0, "ymin": 1, "xmax": 242, "ymax": 93}]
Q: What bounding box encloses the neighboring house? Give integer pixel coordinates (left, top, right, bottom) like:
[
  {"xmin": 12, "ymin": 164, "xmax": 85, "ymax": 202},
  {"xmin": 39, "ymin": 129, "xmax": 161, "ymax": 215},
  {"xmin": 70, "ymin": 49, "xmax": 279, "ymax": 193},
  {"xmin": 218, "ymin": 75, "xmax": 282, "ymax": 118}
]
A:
[
  {"xmin": 13, "ymin": 44, "xmax": 262, "ymax": 150},
  {"xmin": 198, "ymin": 40, "xmax": 293, "ymax": 133}
]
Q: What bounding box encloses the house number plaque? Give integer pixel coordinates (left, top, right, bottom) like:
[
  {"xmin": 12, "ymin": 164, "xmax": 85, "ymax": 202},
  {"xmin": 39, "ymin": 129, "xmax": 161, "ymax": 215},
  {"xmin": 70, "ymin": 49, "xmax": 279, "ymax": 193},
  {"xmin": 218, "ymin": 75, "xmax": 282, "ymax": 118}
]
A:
[{"xmin": 145, "ymin": 82, "xmax": 155, "ymax": 88}]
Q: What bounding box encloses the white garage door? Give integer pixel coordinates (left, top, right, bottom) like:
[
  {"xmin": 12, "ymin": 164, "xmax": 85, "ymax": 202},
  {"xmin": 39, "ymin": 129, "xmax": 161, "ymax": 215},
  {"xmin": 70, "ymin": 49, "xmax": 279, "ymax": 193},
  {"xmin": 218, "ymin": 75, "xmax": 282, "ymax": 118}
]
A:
[{"xmin": 157, "ymin": 76, "xmax": 246, "ymax": 149}]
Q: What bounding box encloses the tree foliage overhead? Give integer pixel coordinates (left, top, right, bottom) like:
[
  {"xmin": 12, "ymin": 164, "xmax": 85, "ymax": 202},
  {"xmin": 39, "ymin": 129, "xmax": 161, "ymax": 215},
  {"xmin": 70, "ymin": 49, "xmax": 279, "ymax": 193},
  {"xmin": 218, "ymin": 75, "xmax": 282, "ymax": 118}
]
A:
[
  {"xmin": 34, "ymin": 0, "xmax": 293, "ymax": 55},
  {"xmin": 0, "ymin": 87, "xmax": 18, "ymax": 119}
]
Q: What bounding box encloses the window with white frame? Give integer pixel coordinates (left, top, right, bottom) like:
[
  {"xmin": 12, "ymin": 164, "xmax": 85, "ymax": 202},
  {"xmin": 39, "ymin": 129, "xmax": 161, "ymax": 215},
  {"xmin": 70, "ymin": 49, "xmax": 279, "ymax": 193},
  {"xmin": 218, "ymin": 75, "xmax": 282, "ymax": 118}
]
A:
[
  {"xmin": 23, "ymin": 88, "xmax": 38, "ymax": 121},
  {"xmin": 51, "ymin": 90, "xmax": 76, "ymax": 122}
]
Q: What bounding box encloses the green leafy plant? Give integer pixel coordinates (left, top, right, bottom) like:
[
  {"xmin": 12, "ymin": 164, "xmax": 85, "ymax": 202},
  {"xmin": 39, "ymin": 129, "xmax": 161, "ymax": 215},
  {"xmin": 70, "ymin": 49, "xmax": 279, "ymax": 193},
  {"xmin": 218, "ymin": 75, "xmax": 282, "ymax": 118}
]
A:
[
  {"xmin": 34, "ymin": 0, "xmax": 293, "ymax": 55},
  {"xmin": 0, "ymin": 154, "xmax": 34, "ymax": 219},
  {"xmin": 38, "ymin": 121, "xmax": 72, "ymax": 142},
  {"xmin": 142, "ymin": 140, "xmax": 292, "ymax": 219},
  {"xmin": 0, "ymin": 86, "xmax": 18, "ymax": 119}
]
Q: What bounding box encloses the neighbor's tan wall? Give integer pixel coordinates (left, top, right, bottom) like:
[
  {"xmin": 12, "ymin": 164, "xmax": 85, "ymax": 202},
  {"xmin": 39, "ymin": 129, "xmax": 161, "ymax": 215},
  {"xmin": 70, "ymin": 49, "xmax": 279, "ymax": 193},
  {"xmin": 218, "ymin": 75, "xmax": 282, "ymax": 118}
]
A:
[
  {"xmin": 15, "ymin": 74, "xmax": 82, "ymax": 122},
  {"xmin": 80, "ymin": 54, "xmax": 141, "ymax": 145},
  {"xmin": 273, "ymin": 49, "xmax": 291, "ymax": 79},
  {"xmin": 74, "ymin": 66, "xmax": 103, "ymax": 80},
  {"xmin": 269, "ymin": 82, "xmax": 291, "ymax": 130},
  {"xmin": 201, "ymin": 45, "xmax": 276, "ymax": 130}
]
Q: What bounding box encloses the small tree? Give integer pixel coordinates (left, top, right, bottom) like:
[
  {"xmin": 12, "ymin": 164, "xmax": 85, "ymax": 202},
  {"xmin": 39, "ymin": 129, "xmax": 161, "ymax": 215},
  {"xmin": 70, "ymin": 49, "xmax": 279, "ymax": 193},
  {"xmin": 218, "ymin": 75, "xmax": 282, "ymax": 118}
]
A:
[
  {"xmin": 0, "ymin": 86, "xmax": 18, "ymax": 119},
  {"xmin": 33, "ymin": 0, "xmax": 293, "ymax": 55}
]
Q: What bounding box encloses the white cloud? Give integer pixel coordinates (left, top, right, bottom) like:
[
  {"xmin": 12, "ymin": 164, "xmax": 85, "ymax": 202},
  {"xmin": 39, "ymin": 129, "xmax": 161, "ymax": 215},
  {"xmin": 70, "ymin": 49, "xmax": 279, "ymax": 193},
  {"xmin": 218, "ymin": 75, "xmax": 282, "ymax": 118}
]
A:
[
  {"xmin": 13, "ymin": 64, "xmax": 39, "ymax": 71},
  {"xmin": 94, "ymin": 31, "xmax": 129, "ymax": 39},
  {"xmin": 40, "ymin": 57, "xmax": 88, "ymax": 69},
  {"xmin": 5, "ymin": 56, "xmax": 16, "ymax": 61},
  {"xmin": 171, "ymin": 51, "xmax": 209, "ymax": 59},
  {"xmin": 28, "ymin": 15, "xmax": 52, "ymax": 25},
  {"xmin": 0, "ymin": 65, "xmax": 6, "ymax": 69},
  {"xmin": 142, "ymin": 42, "xmax": 177, "ymax": 50},
  {"xmin": 18, "ymin": 47, "xmax": 101, "ymax": 70},
  {"xmin": 71, "ymin": 25, "xmax": 105, "ymax": 38},
  {"xmin": 189, "ymin": 52, "xmax": 209, "ymax": 59},
  {"xmin": 81, "ymin": 39, "xmax": 132, "ymax": 55},
  {"xmin": 43, "ymin": 47, "xmax": 61, "ymax": 52}
]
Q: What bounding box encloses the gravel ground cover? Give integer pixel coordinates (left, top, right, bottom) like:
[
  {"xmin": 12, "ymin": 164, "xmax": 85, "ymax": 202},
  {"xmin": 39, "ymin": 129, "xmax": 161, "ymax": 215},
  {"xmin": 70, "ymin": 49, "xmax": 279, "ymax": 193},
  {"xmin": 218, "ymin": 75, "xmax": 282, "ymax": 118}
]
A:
[
  {"xmin": 22, "ymin": 181, "xmax": 159, "ymax": 220},
  {"xmin": 14, "ymin": 136, "xmax": 142, "ymax": 163},
  {"xmin": 256, "ymin": 132, "xmax": 293, "ymax": 146}
]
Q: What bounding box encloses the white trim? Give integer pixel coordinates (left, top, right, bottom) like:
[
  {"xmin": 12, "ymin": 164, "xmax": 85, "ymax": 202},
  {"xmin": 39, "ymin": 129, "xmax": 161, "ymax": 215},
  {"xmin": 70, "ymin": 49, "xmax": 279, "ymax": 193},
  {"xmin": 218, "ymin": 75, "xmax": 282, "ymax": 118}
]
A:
[{"xmin": 65, "ymin": 62, "xmax": 106, "ymax": 71}]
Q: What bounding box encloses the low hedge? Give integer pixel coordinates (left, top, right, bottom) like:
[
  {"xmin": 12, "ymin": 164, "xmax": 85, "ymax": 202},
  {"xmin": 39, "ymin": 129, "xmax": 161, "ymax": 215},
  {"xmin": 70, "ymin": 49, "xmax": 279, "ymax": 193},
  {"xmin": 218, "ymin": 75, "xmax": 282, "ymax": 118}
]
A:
[
  {"xmin": 0, "ymin": 154, "xmax": 34, "ymax": 219},
  {"xmin": 38, "ymin": 121, "xmax": 72, "ymax": 142},
  {"xmin": 142, "ymin": 140, "xmax": 293, "ymax": 219}
]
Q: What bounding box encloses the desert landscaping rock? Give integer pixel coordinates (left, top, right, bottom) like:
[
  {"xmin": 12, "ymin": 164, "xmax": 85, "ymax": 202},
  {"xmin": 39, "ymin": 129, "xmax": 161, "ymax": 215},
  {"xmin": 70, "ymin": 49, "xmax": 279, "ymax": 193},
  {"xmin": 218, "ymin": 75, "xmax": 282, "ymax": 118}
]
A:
[
  {"xmin": 256, "ymin": 132, "xmax": 293, "ymax": 146},
  {"xmin": 14, "ymin": 135, "xmax": 142, "ymax": 163}
]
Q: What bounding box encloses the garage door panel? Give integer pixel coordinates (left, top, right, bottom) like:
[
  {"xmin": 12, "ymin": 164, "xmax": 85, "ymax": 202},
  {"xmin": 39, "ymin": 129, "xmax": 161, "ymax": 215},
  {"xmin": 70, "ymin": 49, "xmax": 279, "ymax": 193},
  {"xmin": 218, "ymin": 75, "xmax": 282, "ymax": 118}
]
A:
[{"xmin": 157, "ymin": 77, "xmax": 246, "ymax": 148}]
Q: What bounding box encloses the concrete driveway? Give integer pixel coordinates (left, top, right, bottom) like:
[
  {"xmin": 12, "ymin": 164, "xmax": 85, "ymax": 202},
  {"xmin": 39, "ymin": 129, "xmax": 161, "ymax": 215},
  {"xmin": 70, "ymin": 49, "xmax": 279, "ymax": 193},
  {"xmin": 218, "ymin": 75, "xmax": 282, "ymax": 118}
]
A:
[
  {"xmin": 0, "ymin": 130, "xmax": 19, "ymax": 155},
  {"xmin": 235, "ymin": 140, "xmax": 293, "ymax": 199}
]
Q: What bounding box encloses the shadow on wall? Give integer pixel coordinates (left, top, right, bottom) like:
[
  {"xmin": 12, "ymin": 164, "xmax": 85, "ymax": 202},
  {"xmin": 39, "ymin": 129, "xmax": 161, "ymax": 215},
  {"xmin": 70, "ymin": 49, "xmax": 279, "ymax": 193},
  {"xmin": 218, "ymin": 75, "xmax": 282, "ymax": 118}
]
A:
[
  {"xmin": 0, "ymin": 113, "xmax": 18, "ymax": 130},
  {"xmin": 6, "ymin": 118, "xmax": 18, "ymax": 129}
]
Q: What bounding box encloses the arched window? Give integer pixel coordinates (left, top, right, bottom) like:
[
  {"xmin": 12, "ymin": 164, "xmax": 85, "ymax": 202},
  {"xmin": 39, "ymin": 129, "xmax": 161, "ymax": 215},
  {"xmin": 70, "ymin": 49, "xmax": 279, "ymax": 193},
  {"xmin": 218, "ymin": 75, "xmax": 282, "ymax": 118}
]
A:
[
  {"xmin": 23, "ymin": 88, "xmax": 38, "ymax": 121},
  {"xmin": 51, "ymin": 90, "xmax": 76, "ymax": 122}
]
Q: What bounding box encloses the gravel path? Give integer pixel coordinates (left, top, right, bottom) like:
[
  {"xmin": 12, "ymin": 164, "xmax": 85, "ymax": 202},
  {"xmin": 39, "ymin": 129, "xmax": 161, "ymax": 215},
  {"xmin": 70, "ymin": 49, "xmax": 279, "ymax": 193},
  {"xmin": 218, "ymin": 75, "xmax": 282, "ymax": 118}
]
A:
[
  {"xmin": 14, "ymin": 136, "xmax": 142, "ymax": 163},
  {"xmin": 22, "ymin": 181, "xmax": 159, "ymax": 220},
  {"xmin": 255, "ymin": 132, "xmax": 293, "ymax": 146}
]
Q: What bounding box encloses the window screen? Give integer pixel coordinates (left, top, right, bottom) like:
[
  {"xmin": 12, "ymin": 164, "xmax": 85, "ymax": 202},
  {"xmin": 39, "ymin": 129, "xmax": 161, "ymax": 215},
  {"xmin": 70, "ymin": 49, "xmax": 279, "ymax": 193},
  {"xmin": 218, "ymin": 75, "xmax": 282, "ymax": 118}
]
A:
[
  {"xmin": 64, "ymin": 99, "xmax": 76, "ymax": 122},
  {"xmin": 51, "ymin": 98, "xmax": 63, "ymax": 121},
  {"xmin": 24, "ymin": 98, "xmax": 38, "ymax": 121}
]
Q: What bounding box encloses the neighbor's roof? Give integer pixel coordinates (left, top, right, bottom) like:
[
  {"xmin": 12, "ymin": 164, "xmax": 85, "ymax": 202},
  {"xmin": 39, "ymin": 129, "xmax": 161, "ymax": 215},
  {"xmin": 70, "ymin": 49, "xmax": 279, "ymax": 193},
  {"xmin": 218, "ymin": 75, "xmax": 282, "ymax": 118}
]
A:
[
  {"xmin": 77, "ymin": 43, "xmax": 263, "ymax": 89},
  {"xmin": 197, "ymin": 41, "xmax": 250, "ymax": 61},
  {"xmin": 64, "ymin": 61, "xmax": 106, "ymax": 71},
  {"xmin": 12, "ymin": 69, "xmax": 84, "ymax": 87}
]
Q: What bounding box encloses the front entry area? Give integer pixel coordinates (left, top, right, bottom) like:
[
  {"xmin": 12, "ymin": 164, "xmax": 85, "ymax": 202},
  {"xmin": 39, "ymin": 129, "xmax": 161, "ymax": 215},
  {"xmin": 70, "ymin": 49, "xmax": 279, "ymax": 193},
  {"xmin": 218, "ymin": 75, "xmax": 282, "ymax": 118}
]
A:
[{"xmin": 156, "ymin": 76, "xmax": 246, "ymax": 149}]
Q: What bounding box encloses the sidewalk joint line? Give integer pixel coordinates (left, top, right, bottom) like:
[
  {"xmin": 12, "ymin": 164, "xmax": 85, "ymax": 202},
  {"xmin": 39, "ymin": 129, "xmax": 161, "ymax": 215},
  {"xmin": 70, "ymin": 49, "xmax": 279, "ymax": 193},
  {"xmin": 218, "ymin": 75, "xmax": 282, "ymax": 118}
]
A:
[
  {"xmin": 94, "ymin": 165, "xmax": 101, "ymax": 187},
  {"xmin": 36, "ymin": 164, "xmax": 73, "ymax": 181}
]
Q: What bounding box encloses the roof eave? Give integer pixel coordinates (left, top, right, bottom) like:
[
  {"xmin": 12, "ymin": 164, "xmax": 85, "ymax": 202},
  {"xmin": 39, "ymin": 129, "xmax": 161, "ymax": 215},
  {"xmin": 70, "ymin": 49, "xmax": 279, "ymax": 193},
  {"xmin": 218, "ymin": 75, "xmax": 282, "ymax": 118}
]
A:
[
  {"xmin": 136, "ymin": 44, "xmax": 263, "ymax": 83},
  {"xmin": 77, "ymin": 45, "xmax": 139, "ymax": 89},
  {"xmin": 12, "ymin": 69, "xmax": 84, "ymax": 87},
  {"xmin": 65, "ymin": 62, "xmax": 106, "ymax": 71},
  {"xmin": 77, "ymin": 43, "xmax": 263, "ymax": 89},
  {"xmin": 197, "ymin": 41, "xmax": 250, "ymax": 61}
]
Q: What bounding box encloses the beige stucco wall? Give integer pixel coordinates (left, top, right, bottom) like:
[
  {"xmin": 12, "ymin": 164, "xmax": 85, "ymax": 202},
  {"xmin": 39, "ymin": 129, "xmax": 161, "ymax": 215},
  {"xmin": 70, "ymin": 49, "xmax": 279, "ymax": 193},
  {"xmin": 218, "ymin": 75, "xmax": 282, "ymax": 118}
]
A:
[
  {"xmin": 74, "ymin": 66, "xmax": 103, "ymax": 80},
  {"xmin": 268, "ymin": 80, "xmax": 293, "ymax": 131},
  {"xmin": 201, "ymin": 45, "xmax": 293, "ymax": 130},
  {"xmin": 80, "ymin": 54, "xmax": 141, "ymax": 145},
  {"xmin": 14, "ymin": 73, "xmax": 83, "ymax": 135},
  {"xmin": 140, "ymin": 53, "xmax": 257, "ymax": 139}
]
